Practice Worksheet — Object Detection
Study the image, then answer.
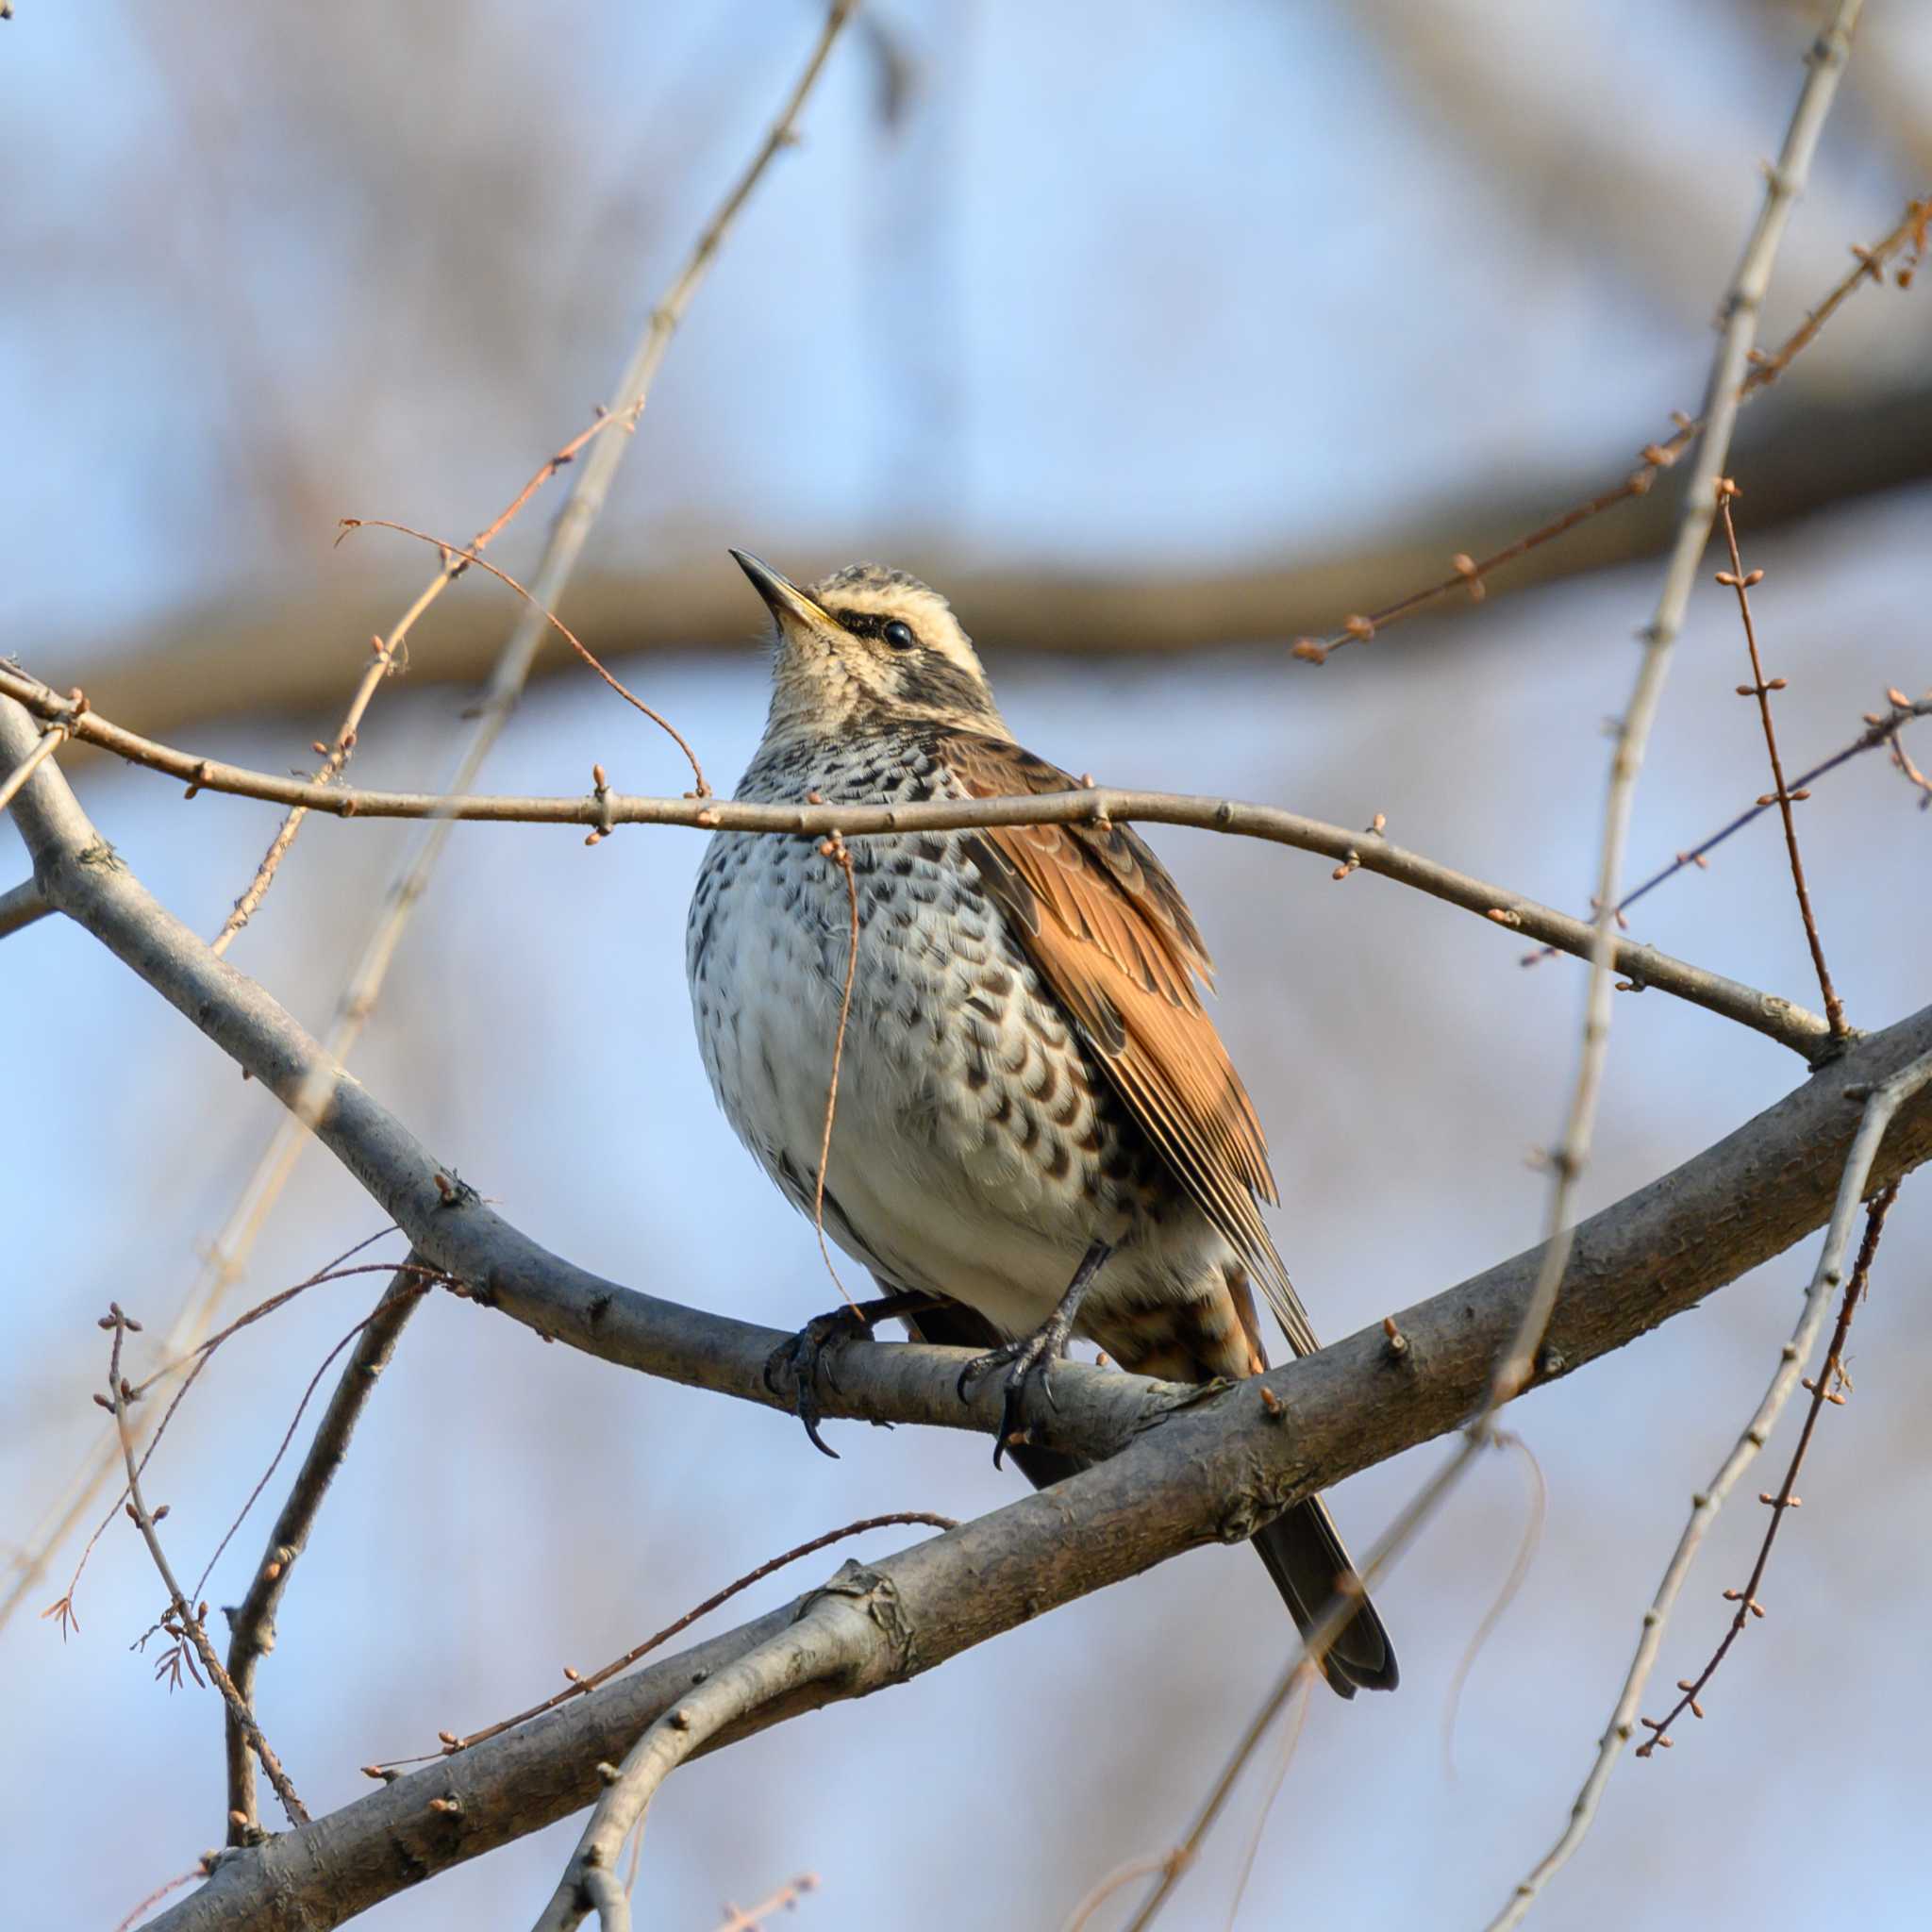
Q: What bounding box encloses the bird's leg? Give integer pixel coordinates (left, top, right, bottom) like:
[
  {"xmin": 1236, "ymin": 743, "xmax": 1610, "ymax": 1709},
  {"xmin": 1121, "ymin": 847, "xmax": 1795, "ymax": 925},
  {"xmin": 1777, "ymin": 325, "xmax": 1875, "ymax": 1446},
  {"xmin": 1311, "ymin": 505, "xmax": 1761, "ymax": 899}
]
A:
[
  {"xmin": 765, "ymin": 1289, "xmax": 943, "ymax": 1459},
  {"xmin": 958, "ymin": 1241, "xmax": 1113, "ymax": 1470}
]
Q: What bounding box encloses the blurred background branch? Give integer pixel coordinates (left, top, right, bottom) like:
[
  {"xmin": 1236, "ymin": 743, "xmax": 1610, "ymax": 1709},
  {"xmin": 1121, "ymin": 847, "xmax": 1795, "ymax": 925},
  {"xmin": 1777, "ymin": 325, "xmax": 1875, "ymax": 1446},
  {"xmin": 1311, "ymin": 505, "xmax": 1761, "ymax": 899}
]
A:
[{"xmin": 48, "ymin": 375, "xmax": 1932, "ymax": 743}]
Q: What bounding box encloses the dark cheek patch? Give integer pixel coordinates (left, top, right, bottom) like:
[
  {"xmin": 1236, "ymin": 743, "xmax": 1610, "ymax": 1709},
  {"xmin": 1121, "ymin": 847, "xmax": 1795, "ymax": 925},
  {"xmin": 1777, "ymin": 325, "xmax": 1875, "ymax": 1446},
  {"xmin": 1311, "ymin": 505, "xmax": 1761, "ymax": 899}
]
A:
[{"xmin": 894, "ymin": 654, "xmax": 983, "ymax": 714}]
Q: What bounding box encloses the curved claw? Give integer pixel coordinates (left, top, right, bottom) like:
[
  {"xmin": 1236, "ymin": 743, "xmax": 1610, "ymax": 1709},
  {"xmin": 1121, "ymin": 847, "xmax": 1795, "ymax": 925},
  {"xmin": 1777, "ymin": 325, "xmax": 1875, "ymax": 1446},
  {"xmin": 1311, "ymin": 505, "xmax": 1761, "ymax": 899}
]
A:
[
  {"xmin": 955, "ymin": 1350, "xmax": 1001, "ymax": 1404},
  {"xmin": 955, "ymin": 1240, "xmax": 1110, "ymax": 1469},
  {"xmin": 991, "ymin": 1382, "xmax": 1028, "ymax": 1472},
  {"xmin": 957, "ymin": 1337, "xmax": 1057, "ymax": 1470},
  {"xmin": 766, "ymin": 1308, "xmax": 873, "ymax": 1460}
]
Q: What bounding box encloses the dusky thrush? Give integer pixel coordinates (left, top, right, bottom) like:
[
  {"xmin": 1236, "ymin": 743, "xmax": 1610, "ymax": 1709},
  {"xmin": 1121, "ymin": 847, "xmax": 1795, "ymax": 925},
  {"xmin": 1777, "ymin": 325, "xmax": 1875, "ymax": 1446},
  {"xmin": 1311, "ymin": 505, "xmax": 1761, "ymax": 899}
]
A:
[{"xmin": 686, "ymin": 552, "xmax": 1396, "ymax": 1696}]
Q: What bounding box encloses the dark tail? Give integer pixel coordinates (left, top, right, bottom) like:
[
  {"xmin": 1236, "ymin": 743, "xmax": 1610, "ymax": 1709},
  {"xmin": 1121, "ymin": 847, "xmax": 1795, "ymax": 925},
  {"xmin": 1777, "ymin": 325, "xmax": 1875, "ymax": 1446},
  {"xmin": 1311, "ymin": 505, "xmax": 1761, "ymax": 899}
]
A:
[
  {"xmin": 904, "ymin": 1300, "xmax": 1397, "ymax": 1699},
  {"xmin": 1250, "ymin": 1496, "xmax": 1397, "ymax": 1697}
]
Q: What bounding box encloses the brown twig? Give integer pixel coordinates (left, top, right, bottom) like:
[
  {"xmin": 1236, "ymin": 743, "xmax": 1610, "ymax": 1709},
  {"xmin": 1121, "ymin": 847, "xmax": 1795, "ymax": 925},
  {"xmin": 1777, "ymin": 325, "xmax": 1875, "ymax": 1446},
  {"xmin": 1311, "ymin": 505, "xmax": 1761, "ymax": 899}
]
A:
[
  {"xmin": 1714, "ymin": 481, "xmax": 1847, "ymax": 1035},
  {"xmin": 1061, "ymin": 1856, "xmax": 1187, "ymax": 1932},
  {"xmin": 189, "ymin": 1279, "xmax": 441, "ymax": 1607},
  {"xmin": 1297, "ymin": 188, "xmax": 1924, "ymax": 664},
  {"xmin": 1115, "ymin": 1662, "xmax": 1324, "ymax": 1932},
  {"xmin": 337, "ymin": 517, "xmax": 707, "ymax": 796},
  {"xmin": 810, "ymin": 828, "xmax": 861, "ymax": 1309},
  {"xmin": 42, "ymin": 1247, "xmax": 411, "ymax": 1636},
  {"xmin": 1634, "ymin": 1181, "xmax": 1897, "ymax": 1757},
  {"xmin": 1888, "ymin": 692, "xmax": 1932, "ymax": 802},
  {"xmin": 473, "ymin": 404, "xmax": 641, "ymax": 554},
  {"xmin": 209, "ymin": 636, "xmax": 398, "ymax": 956},
  {"xmin": 0, "ymin": 720, "xmax": 66, "ymax": 810},
  {"xmin": 204, "ymin": 368, "xmax": 659, "ymax": 958},
  {"xmin": 111, "ymin": 1860, "xmax": 218, "ymax": 1932},
  {"xmin": 101, "ymin": 1304, "xmax": 311, "ymax": 1828},
  {"xmin": 0, "ymin": 665, "xmax": 1836, "ymax": 1060},
  {"xmin": 711, "ymin": 1875, "xmax": 821, "ymax": 1932},
  {"xmin": 225, "ymin": 1266, "xmax": 431, "ymax": 1839},
  {"xmin": 1524, "ymin": 684, "xmax": 1932, "ymax": 961},
  {"xmin": 375, "ymin": 1511, "xmax": 958, "ymax": 1768}
]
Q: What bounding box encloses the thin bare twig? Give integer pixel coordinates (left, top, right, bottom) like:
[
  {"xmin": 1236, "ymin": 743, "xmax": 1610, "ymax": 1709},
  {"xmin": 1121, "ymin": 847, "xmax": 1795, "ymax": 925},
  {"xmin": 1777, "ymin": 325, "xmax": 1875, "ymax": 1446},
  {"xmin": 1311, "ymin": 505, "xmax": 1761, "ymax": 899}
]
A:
[
  {"xmin": 1488, "ymin": 1047, "xmax": 1932, "ymax": 1930},
  {"xmin": 1221, "ymin": 1668, "xmax": 1314, "ymax": 1932},
  {"xmin": 811, "ymin": 828, "xmax": 860, "ymax": 1307},
  {"xmin": 0, "ymin": 665, "xmax": 1835, "ymax": 1059},
  {"xmin": 0, "ymin": 720, "xmax": 66, "ymax": 811},
  {"xmin": 1524, "ymin": 684, "xmax": 1931, "ymax": 960},
  {"xmin": 213, "ymin": 387, "xmax": 685, "ymax": 958},
  {"xmin": 1442, "ymin": 1430, "xmax": 1548, "ymax": 1780},
  {"xmin": 112, "ymin": 1860, "xmax": 217, "ymax": 1932},
  {"xmin": 1112, "ymin": 1663, "xmax": 1321, "ymax": 1932},
  {"xmin": 1884, "ymin": 690, "xmax": 1932, "ymax": 802},
  {"xmin": 1634, "ymin": 1181, "xmax": 1896, "ymax": 1756},
  {"xmin": 1714, "ymin": 483, "xmax": 1847, "ymax": 1035},
  {"xmin": 336, "ymin": 517, "xmax": 706, "ymax": 794},
  {"xmin": 531, "ymin": 1581, "xmax": 881, "ymax": 1932},
  {"xmin": 209, "ymin": 636, "xmax": 397, "ymax": 956},
  {"xmin": 1062, "ymin": 1857, "xmax": 1186, "ymax": 1932},
  {"xmin": 1116, "ymin": 1414, "xmax": 1499, "ymax": 1932},
  {"xmin": 0, "ymin": 0, "xmax": 856, "ymax": 1641},
  {"xmin": 711, "ymin": 1875, "xmax": 821, "ymax": 1932},
  {"xmin": 190, "ymin": 1278, "xmax": 446, "ymax": 1612},
  {"xmin": 1296, "ymin": 186, "xmax": 1922, "ymax": 663},
  {"xmin": 102, "ymin": 1304, "xmax": 311, "ymax": 1828},
  {"xmin": 41, "ymin": 1246, "xmax": 411, "ymax": 1636},
  {"xmin": 1477, "ymin": 15, "xmax": 1877, "ymax": 1913},
  {"xmin": 376, "ymin": 1511, "xmax": 956, "ymax": 1768}
]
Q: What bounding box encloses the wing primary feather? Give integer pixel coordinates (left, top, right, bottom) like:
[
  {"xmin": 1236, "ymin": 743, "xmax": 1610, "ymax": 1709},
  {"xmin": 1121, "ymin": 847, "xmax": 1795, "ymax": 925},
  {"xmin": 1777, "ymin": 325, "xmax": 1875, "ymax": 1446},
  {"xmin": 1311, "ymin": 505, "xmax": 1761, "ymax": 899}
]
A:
[{"xmin": 942, "ymin": 727, "xmax": 1321, "ymax": 1354}]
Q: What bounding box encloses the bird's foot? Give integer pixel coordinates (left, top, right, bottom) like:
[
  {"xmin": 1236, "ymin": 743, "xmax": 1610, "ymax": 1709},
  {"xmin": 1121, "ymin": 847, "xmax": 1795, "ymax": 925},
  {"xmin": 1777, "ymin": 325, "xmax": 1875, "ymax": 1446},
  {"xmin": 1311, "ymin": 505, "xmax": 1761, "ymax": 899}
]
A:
[
  {"xmin": 956, "ymin": 1325, "xmax": 1066, "ymax": 1470},
  {"xmin": 765, "ymin": 1291, "xmax": 939, "ymax": 1458},
  {"xmin": 956, "ymin": 1241, "xmax": 1113, "ymax": 1470}
]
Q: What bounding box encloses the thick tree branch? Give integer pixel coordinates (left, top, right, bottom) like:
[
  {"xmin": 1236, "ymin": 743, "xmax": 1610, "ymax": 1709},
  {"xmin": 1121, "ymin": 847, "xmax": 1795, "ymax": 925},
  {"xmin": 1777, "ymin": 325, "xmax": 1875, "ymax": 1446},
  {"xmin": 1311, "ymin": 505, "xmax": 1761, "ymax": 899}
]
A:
[{"xmin": 0, "ymin": 670, "xmax": 1834, "ymax": 1059}]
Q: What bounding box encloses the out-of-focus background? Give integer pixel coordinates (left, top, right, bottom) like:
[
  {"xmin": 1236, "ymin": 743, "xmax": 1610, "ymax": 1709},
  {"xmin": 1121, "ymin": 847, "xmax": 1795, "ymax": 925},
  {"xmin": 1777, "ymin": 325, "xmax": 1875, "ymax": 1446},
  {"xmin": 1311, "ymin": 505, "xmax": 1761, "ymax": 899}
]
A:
[{"xmin": 4, "ymin": 4, "xmax": 1930, "ymax": 1928}]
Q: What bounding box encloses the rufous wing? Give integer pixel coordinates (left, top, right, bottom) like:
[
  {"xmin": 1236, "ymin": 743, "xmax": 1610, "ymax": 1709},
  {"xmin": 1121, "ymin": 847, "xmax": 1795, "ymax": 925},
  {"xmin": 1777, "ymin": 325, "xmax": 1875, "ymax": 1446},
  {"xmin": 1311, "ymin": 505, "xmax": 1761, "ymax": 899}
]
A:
[{"xmin": 941, "ymin": 730, "xmax": 1318, "ymax": 1357}]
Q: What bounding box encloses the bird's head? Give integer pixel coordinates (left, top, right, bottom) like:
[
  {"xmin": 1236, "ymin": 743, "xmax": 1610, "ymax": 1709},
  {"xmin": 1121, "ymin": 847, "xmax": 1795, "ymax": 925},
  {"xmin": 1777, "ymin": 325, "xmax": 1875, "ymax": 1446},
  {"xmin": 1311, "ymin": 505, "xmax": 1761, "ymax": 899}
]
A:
[{"xmin": 730, "ymin": 550, "xmax": 1004, "ymax": 737}]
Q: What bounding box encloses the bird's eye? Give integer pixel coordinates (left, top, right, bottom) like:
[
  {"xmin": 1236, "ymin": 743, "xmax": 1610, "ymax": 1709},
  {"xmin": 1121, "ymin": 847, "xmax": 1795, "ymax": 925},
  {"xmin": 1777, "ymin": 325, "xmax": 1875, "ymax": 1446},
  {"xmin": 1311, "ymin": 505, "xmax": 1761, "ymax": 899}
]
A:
[{"xmin": 884, "ymin": 620, "xmax": 918, "ymax": 651}]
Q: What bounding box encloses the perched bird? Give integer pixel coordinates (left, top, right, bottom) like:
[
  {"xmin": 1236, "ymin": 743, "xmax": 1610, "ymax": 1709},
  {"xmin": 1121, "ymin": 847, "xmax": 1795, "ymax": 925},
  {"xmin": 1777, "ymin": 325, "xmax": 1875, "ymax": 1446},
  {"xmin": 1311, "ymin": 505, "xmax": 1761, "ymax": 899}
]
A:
[{"xmin": 686, "ymin": 552, "xmax": 1396, "ymax": 1696}]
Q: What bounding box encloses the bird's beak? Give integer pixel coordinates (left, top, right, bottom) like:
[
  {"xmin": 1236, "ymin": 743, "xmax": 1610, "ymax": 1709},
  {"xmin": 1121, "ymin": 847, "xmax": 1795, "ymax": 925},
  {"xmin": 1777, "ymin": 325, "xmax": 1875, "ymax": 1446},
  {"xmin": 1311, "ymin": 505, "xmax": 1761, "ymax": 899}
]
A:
[{"xmin": 729, "ymin": 549, "xmax": 839, "ymax": 642}]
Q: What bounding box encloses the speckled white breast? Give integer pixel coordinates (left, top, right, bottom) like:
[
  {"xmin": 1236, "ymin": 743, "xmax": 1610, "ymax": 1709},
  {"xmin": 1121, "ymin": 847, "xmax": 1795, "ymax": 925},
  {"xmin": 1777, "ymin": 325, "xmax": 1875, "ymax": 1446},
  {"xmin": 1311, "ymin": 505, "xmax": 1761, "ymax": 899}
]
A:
[{"xmin": 686, "ymin": 727, "xmax": 1239, "ymax": 1341}]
